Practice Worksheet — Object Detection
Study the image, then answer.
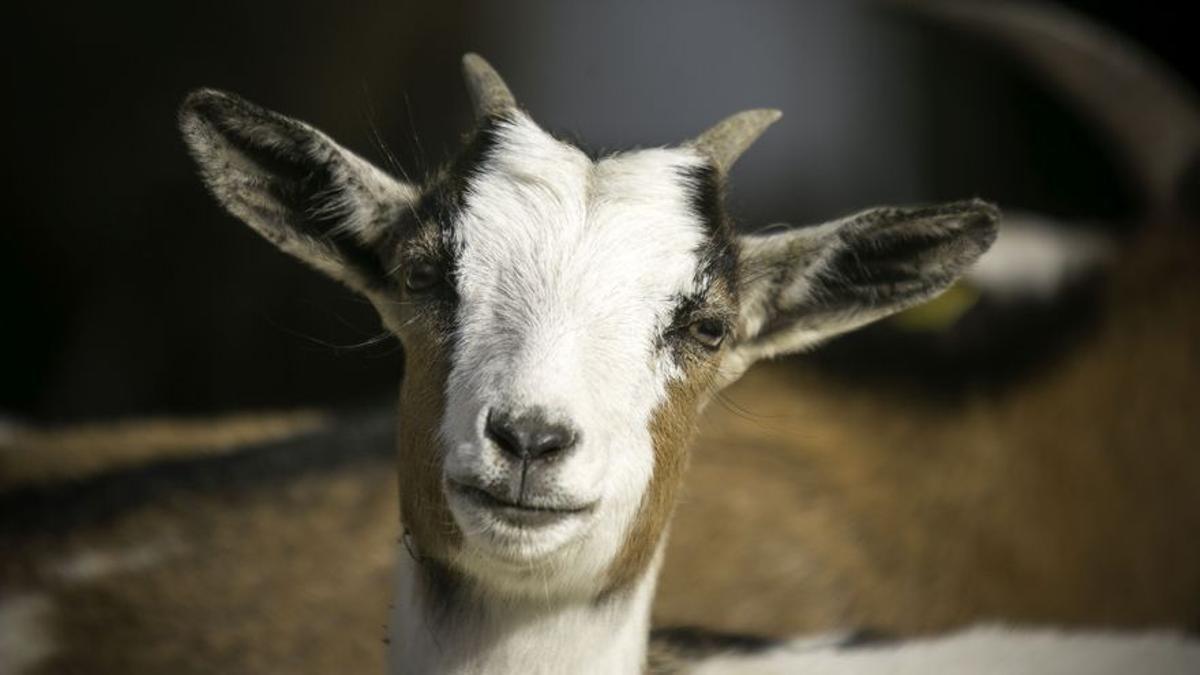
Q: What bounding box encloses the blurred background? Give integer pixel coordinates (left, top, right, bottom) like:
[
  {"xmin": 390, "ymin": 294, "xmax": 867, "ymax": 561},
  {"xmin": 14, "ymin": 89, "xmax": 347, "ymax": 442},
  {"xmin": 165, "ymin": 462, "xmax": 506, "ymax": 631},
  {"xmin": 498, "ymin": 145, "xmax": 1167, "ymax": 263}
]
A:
[{"xmin": 2, "ymin": 0, "xmax": 1194, "ymax": 422}]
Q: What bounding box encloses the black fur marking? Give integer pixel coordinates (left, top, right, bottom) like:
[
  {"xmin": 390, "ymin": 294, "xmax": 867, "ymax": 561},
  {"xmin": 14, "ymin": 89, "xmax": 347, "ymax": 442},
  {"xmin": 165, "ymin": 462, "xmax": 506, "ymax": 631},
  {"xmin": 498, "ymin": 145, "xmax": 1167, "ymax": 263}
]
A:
[
  {"xmin": 652, "ymin": 624, "xmax": 772, "ymax": 653},
  {"xmin": 378, "ymin": 117, "xmax": 509, "ymax": 347},
  {"xmin": 414, "ymin": 115, "xmax": 507, "ymax": 252},
  {"xmin": 0, "ymin": 409, "xmax": 393, "ymax": 539},
  {"xmin": 676, "ymin": 164, "xmax": 725, "ymax": 238},
  {"xmin": 654, "ymin": 164, "xmax": 740, "ymax": 357},
  {"xmin": 415, "ymin": 556, "xmax": 472, "ymax": 627},
  {"xmin": 835, "ymin": 628, "xmax": 897, "ymax": 650},
  {"xmin": 677, "ymin": 164, "xmax": 738, "ymax": 292}
]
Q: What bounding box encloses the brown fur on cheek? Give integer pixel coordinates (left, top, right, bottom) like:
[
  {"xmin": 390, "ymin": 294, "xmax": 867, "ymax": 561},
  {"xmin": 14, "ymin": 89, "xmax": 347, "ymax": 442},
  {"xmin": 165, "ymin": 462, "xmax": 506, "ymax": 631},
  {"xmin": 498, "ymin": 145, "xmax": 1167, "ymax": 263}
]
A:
[
  {"xmin": 395, "ymin": 324, "xmax": 461, "ymax": 562},
  {"xmin": 604, "ymin": 353, "xmax": 721, "ymax": 594}
]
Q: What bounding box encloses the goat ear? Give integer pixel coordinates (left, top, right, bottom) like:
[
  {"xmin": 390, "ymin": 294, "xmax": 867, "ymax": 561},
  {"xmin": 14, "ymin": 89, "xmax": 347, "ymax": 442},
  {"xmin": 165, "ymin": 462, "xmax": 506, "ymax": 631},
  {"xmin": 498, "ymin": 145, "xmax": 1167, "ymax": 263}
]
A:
[
  {"xmin": 179, "ymin": 89, "xmax": 417, "ymax": 293},
  {"xmin": 732, "ymin": 199, "xmax": 999, "ymax": 365}
]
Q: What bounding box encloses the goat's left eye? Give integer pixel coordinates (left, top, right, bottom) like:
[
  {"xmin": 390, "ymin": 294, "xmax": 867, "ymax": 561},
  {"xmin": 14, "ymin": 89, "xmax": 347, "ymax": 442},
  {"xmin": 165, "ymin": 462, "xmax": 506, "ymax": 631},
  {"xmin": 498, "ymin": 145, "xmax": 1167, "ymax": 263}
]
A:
[
  {"xmin": 688, "ymin": 319, "xmax": 726, "ymax": 349},
  {"xmin": 405, "ymin": 262, "xmax": 443, "ymax": 293}
]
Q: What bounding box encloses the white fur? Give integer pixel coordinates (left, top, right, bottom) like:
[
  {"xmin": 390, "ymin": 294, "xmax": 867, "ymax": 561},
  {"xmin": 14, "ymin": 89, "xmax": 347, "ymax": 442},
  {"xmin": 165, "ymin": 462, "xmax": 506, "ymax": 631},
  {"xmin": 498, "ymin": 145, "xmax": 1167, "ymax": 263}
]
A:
[
  {"xmin": 388, "ymin": 544, "xmax": 663, "ymax": 675},
  {"xmin": 692, "ymin": 625, "xmax": 1200, "ymax": 674},
  {"xmin": 0, "ymin": 593, "xmax": 55, "ymax": 675},
  {"xmin": 439, "ymin": 112, "xmax": 709, "ymax": 598}
]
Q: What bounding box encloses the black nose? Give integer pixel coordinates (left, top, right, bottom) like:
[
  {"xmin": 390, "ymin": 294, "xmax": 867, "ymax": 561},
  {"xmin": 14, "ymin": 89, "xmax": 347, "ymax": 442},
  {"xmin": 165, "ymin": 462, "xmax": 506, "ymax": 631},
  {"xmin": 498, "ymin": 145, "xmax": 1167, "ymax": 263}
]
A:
[{"xmin": 485, "ymin": 408, "xmax": 578, "ymax": 461}]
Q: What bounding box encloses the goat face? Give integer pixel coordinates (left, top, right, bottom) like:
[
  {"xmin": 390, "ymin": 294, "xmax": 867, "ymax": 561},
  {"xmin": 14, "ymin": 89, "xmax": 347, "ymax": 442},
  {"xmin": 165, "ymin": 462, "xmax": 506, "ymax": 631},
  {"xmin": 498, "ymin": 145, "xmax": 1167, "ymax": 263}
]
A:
[
  {"xmin": 424, "ymin": 113, "xmax": 733, "ymax": 595},
  {"xmin": 179, "ymin": 55, "xmax": 997, "ymax": 599}
]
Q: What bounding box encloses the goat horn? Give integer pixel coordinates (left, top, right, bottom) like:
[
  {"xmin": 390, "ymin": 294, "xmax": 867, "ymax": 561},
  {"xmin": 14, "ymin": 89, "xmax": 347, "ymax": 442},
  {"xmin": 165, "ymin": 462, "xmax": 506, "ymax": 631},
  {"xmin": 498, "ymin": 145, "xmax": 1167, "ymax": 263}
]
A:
[
  {"xmin": 462, "ymin": 53, "xmax": 517, "ymax": 119},
  {"xmin": 893, "ymin": 0, "xmax": 1200, "ymax": 214},
  {"xmin": 689, "ymin": 109, "xmax": 783, "ymax": 175}
]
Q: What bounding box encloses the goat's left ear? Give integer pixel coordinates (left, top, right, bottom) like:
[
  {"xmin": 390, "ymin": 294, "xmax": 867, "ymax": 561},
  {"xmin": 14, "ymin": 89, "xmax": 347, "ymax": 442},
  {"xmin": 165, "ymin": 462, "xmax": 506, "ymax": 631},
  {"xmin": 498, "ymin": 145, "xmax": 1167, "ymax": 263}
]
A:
[
  {"xmin": 179, "ymin": 89, "xmax": 417, "ymax": 294},
  {"xmin": 731, "ymin": 199, "xmax": 999, "ymax": 365}
]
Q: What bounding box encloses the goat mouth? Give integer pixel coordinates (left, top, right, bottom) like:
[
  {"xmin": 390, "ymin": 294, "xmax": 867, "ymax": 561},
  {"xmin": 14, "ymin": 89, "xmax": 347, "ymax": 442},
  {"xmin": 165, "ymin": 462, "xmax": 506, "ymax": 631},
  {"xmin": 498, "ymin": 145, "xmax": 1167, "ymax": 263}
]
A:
[{"xmin": 448, "ymin": 481, "xmax": 595, "ymax": 525}]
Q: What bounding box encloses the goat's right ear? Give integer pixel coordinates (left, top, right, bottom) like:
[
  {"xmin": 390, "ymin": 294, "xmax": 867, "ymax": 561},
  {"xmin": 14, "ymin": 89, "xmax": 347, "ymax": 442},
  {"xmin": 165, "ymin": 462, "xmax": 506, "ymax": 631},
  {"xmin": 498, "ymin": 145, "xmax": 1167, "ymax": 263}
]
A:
[{"xmin": 179, "ymin": 89, "xmax": 417, "ymax": 293}]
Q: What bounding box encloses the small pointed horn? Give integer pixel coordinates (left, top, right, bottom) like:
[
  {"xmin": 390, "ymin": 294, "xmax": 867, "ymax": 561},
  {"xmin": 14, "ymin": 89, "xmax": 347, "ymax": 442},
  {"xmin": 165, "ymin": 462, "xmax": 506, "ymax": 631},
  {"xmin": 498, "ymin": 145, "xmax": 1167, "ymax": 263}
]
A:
[
  {"xmin": 461, "ymin": 53, "xmax": 517, "ymax": 119},
  {"xmin": 689, "ymin": 109, "xmax": 783, "ymax": 175},
  {"xmin": 892, "ymin": 0, "xmax": 1200, "ymax": 215}
]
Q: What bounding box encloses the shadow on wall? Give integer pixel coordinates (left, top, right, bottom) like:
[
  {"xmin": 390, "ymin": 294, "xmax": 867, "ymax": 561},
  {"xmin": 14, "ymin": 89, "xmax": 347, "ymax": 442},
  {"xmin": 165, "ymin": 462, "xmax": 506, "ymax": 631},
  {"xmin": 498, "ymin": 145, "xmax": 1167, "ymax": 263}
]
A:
[{"xmin": 3, "ymin": 0, "xmax": 1188, "ymax": 422}]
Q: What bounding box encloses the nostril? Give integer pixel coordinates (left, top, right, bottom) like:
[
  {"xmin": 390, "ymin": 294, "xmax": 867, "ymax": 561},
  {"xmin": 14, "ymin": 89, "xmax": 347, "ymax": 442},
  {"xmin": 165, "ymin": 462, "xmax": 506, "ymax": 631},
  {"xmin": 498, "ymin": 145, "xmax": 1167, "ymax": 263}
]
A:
[
  {"xmin": 485, "ymin": 409, "xmax": 522, "ymax": 456},
  {"xmin": 485, "ymin": 408, "xmax": 578, "ymax": 461},
  {"xmin": 530, "ymin": 425, "xmax": 576, "ymax": 457}
]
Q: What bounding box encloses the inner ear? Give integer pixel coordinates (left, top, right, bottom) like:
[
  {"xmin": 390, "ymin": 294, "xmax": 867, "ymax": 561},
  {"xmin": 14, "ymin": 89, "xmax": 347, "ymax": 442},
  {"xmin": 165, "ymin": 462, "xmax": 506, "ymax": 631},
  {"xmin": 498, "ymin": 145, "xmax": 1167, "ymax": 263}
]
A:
[{"xmin": 180, "ymin": 89, "xmax": 416, "ymax": 292}]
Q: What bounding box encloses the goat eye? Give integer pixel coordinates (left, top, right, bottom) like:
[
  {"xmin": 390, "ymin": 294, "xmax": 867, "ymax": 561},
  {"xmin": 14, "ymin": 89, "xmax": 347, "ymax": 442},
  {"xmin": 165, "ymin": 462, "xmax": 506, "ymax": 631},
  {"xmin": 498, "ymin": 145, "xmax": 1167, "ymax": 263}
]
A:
[
  {"xmin": 405, "ymin": 262, "xmax": 443, "ymax": 292},
  {"xmin": 688, "ymin": 319, "xmax": 726, "ymax": 349}
]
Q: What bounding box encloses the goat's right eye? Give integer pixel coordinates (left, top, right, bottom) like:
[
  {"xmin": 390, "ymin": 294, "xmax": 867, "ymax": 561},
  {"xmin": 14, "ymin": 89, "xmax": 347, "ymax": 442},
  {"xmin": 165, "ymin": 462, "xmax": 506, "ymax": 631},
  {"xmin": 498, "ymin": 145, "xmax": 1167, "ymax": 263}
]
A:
[{"xmin": 405, "ymin": 262, "xmax": 443, "ymax": 292}]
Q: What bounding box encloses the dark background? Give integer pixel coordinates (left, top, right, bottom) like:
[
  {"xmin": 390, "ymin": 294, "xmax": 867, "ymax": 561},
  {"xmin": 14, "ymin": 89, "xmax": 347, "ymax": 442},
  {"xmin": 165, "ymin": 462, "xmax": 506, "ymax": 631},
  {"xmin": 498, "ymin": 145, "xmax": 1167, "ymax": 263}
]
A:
[{"xmin": 2, "ymin": 1, "xmax": 1193, "ymax": 423}]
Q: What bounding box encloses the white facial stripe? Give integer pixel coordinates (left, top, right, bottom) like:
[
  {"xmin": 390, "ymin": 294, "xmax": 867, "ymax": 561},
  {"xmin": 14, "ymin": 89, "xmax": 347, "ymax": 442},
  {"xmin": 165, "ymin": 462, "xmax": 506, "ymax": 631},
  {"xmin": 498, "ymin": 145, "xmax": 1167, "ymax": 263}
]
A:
[
  {"xmin": 450, "ymin": 113, "xmax": 709, "ymax": 394},
  {"xmin": 438, "ymin": 112, "xmax": 711, "ymax": 593}
]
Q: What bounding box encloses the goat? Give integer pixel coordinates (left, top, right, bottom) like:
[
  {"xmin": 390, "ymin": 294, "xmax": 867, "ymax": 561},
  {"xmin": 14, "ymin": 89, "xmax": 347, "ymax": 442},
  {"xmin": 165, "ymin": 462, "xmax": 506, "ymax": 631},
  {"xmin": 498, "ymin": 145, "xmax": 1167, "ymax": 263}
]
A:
[
  {"xmin": 173, "ymin": 41, "xmax": 1193, "ymax": 673},
  {"xmin": 2, "ymin": 2, "xmax": 1198, "ymax": 673},
  {"xmin": 169, "ymin": 47, "xmax": 1014, "ymax": 671}
]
